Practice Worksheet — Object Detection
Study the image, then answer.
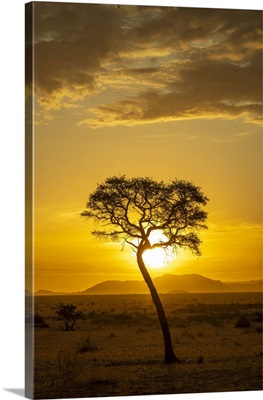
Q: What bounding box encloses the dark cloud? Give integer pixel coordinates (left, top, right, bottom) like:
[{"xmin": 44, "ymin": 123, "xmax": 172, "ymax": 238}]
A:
[
  {"xmin": 83, "ymin": 48, "xmax": 262, "ymax": 127},
  {"xmin": 30, "ymin": 3, "xmax": 127, "ymax": 106},
  {"xmin": 28, "ymin": 3, "xmax": 262, "ymax": 124}
]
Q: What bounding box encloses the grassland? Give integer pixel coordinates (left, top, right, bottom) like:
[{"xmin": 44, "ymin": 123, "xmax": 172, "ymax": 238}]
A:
[{"xmin": 25, "ymin": 292, "xmax": 262, "ymax": 398}]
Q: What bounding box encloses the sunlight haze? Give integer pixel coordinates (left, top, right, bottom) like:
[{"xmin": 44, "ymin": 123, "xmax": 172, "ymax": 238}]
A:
[{"xmin": 26, "ymin": 2, "xmax": 262, "ymax": 293}]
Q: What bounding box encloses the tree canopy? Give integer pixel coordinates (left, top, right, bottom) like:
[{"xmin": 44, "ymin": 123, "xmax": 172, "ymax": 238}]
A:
[{"xmin": 81, "ymin": 175, "xmax": 209, "ymax": 256}]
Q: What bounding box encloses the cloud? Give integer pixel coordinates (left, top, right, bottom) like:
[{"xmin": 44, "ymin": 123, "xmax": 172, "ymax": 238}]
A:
[
  {"xmin": 28, "ymin": 3, "xmax": 262, "ymax": 125},
  {"xmin": 28, "ymin": 3, "xmax": 126, "ymax": 110},
  {"xmin": 81, "ymin": 52, "xmax": 262, "ymax": 127}
]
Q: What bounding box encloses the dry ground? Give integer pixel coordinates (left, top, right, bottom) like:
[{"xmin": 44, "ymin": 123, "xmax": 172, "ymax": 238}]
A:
[{"xmin": 25, "ymin": 292, "xmax": 262, "ymax": 398}]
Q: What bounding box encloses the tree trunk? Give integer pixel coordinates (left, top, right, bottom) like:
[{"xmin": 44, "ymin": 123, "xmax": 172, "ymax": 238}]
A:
[{"xmin": 137, "ymin": 250, "xmax": 180, "ymax": 364}]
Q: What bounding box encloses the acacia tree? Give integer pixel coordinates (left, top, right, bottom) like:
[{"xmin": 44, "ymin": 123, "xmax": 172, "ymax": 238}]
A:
[
  {"xmin": 56, "ymin": 303, "xmax": 84, "ymax": 331},
  {"xmin": 81, "ymin": 176, "xmax": 209, "ymax": 364}
]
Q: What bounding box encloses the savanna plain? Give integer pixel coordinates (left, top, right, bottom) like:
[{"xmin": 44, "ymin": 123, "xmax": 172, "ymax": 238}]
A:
[{"xmin": 26, "ymin": 292, "xmax": 263, "ymax": 398}]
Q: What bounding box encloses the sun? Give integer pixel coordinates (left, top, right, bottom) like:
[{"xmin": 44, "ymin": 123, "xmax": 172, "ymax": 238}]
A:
[
  {"xmin": 142, "ymin": 231, "xmax": 175, "ymax": 269},
  {"xmin": 143, "ymin": 247, "xmax": 168, "ymax": 269}
]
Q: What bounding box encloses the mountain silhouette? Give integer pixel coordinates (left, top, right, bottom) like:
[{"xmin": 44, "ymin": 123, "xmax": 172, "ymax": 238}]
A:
[
  {"xmin": 83, "ymin": 274, "xmax": 262, "ymax": 294},
  {"xmin": 154, "ymin": 274, "xmax": 228, "ymax": 293},
  {"xmin": 34, "ymin": 289, "xmax": 68, "ymax": 296},
  {"xmin": 33, "ymin": 274, "xmax": 262, "ymax": 295},
  {"xmin": 81, "ymin": 280, "xmax": 146, "ymax": 294}
]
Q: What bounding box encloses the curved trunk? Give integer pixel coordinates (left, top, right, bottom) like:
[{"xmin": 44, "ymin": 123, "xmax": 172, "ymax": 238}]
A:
[{"xmin": 137, "ymin": 250, "xmax": 180, "ymax": 364}]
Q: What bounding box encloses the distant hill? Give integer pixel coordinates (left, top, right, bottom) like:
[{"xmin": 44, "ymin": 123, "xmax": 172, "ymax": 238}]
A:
[
  {"xmin": 33, "ymin": 274, "xmax": 263, "ymax": 295},
  {"xmin": 82, "ymin": 280, "xmax": 147, "ymax": 295},
  {"xmin": 153, "ymin": 274, "xmax": 262, "ymax": 294},
  {"xmin": 79, "ymin": 274, "xmax": 262, "ymax": 295},
  {"xmin": 34, "ymin": 289, "xmax": 68, "ymax": 296}
]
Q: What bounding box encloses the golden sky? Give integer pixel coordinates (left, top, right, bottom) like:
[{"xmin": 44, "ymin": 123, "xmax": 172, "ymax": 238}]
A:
[{"xmin": 26, "ymin": 2, "xmax": 262, "ymax": 292}]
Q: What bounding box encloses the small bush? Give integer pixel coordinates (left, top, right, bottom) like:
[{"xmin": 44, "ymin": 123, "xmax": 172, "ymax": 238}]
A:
[
  {"xmin": 170, "ymin": 316, "xmax": 187, "ymax": 328},
  {"xmin": 136, "ymin": 327, "xmax": 149, "ymax": 334},
  {"xmin": 57, "ymin": 352, "xmax": 83, "ymax": 383},
  {"xmin": 89, "ymin": 376, "xmax": 117, "ymax": 385},
  {"xmin": 76, "ymin": 337, "xmax": 97, "ymax": 353},
  {"xmin": 235, "ymin": 315, "xmax": 251, "ymax": 328},
  {"xmin": 87, "ymin": 310, "xmax": 99, "ymax": 319},
  {"xmin": 114, "ymin": 312, "xmax": 133, "ymax": 323},
  {"xmin": 80, "ymin": 369, "xmax": 118, "ymax": 387},
  {"xmin": 186, "ymin": 313, "xmax": 221, "ymax": 327},
  {"xmin": 34, "ymin": 313, "xmax": 49, "ymax": 328},
  {"xmin": 251, "ymin": 312, "xmax": 263, "ymax": 322},
  {"xmin": 182, "ymin": 330, "xmax": 195, "ymax": 340},
  {"xmin": 197, "ymin": 355, "xmax": 204, "ymax": 364},
  {"xmin": 195, "ymin": 330, "xmax": 205, "ymax": 338}
]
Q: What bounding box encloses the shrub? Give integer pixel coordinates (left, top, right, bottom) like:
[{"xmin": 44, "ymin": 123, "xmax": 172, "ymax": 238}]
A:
[
  {"xmin": 197, "ymin": 355, "xmax": 204, "ymax": 364},
  {"xmin": 114, "ymin": 312, "xmax": 133, "ymax": 323},
  {"xmin": 88, "ymin": 375, "xmax": 117, "ymax": 385},
  {"xmin": 195, "ymin": 330, "xmax": 205, "ymax": 337},
  {"xmin": 34, "ymin": 313, "xmax": 49, "ymax": 328},
  {"xmin": 186, "ymin": 313, "xmax": 221, "ymax": 327},
  {"xmin": 56, "ymin": 303, "xmax": 84, "ymax": 331},
  {"xmin": 56, "ymin": 352, "xmax": 83, "ymax": 383},
  {"xmin": 76, "ymin": 337, "xmax": 97, "ymax": 353},
  {"xmin": 235, "ymin": 315, "xmax": 251, "ymax": 328},
  {"xmin": 251, "ymin": 312, "xmax": 263, "ymax": 322},
  {"xmin": 170, "ymin": 316, "xmax": 187, "ymax": 328},
  {"xmin": 182, "ymin": 330, "xmax": 195, "ymax": 340}
]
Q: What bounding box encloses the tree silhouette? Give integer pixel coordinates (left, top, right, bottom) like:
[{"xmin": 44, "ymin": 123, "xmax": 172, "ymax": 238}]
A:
[
  {"xmin": 56, "ymin": 303, "xmax": 84, "ymax": 331},
  {"xmin": 81, "ymin": 176, "xmax": 209, "ymax": 363}
]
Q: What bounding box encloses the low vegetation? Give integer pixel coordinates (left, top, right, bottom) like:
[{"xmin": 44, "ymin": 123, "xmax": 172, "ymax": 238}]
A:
[
  {"xmin": 25, "ymin": 313, "xmax": 49, "ymax": 328},
  {"xmin": 76, "ymin": 336, "xmax": 97, "ymax": 353},
  {"xmin": 235, "ymin": 315, "xmax": 251, "ymax": 328},
  {"xmin": 56, "ymin": 352, "xmax": 84, "ymax": 384},
  {"xmin": 56, "ymin": 303, "xmax": 84, "ymax": 331},
  {"xmin": 27, "ymin": 292, "xmax": 262, "ymax": 398}
]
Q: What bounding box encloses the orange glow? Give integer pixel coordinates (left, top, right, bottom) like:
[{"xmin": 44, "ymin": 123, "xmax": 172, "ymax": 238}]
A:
[
  {"xmin": 26, "ymin": 3, "xmax": 262, "ymax": 293},
  {"xmin": 142, "ymin": 231, "xmax": 174, "ymax": 269}
]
